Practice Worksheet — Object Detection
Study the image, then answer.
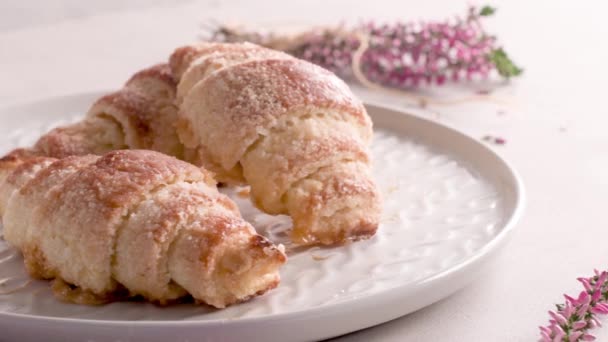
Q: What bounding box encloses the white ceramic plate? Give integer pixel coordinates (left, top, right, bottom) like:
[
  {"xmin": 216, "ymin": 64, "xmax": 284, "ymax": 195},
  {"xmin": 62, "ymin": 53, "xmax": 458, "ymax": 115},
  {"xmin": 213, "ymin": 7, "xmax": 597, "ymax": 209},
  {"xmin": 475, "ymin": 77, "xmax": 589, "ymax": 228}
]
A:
[{"xmin": 0, "ymin": 93, "xmax": 524, "ymax": 342}]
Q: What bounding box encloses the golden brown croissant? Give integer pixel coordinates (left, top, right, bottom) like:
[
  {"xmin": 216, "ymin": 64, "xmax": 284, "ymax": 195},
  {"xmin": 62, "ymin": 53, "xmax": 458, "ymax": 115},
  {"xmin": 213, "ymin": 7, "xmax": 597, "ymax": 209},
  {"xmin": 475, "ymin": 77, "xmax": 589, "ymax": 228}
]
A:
[
  {"xmin": 0, "ymin": 149, "xmax": 286, "ymax": 308},
  {"xmin": 33, "ymin": 64, "xmax": 184, "ymax": 159},
  {"xmin": 171, "ymin": 42, "xmax": 381, "ymax": 245}
]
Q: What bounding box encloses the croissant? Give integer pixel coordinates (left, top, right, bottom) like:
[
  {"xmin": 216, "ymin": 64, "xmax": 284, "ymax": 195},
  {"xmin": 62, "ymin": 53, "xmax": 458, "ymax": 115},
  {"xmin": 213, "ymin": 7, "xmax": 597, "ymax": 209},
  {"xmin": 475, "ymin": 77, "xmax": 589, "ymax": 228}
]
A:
[
  {"xmin": 171, "ymin": 42, "xmax": 382, "ymax": 245},
  {"xmin": 33, "ymin": 63, "xmax": 184, "ymax": 159},
  {"xmin": 0, "ymin": 149, "xmax": 286, "ymax": 308}
]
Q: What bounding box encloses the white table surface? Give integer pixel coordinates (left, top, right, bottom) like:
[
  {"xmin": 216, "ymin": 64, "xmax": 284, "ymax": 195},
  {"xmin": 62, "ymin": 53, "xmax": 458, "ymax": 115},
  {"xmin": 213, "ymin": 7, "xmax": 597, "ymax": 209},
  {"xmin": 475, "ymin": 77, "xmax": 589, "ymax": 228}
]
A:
[{"xmin": 1, "ymin": 0, "xmax": 606, "ymax": 341}]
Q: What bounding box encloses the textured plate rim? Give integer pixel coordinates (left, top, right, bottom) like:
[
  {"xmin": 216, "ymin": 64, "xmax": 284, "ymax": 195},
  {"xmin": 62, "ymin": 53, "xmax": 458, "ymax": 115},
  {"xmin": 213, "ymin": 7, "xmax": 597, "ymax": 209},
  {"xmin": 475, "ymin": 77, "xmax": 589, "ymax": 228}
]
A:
[{"xmin": 0, "ymin": 93, "xmax": 526, "ymax": 327}]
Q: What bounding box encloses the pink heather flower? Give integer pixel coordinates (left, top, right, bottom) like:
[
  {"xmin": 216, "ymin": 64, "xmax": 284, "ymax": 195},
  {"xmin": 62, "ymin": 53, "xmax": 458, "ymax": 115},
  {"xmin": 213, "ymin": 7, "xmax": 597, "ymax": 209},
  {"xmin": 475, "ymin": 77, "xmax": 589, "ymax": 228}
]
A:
[
  {"xmin": 540, "ymin": 270, "xmax": 608, "ymax": 341},
  {"xmin": 573, "ymin": 321, "xmax": 587, "ymax": 330},
  {"xmin": 578, "ymin": 291, "xmax": 591, "ymax": 305},
  {"xmin": 578, "ymin": 278, "xmax": 593, "ymax": 292},
  {"xmin": 596, "ymin": 272, "xmax": 607, "ymax": 289},
  {"xmin": 565, "ymin": 294, "xmax": 578, "ymax": 304},
  {"xmin": 591, "ymin": 290, "xmax": 602, "ymax": 302},
  {"xmin": 577, "ymin": 303, "xmax": 590, "ymax": 317},
  {"xmin": 549, "ymin": 311, "xmax": 568, "ymax": 326},
  {"xmin": 591, "ymin": 305, "xmax": 608, "ymax": 314},
  {"xmin": 207, "ymin": 5, "xmax": 522, "ymax": 89},
  {"xmin": 563, "ymin": 303, "xmax": 575, "ymax": 318},
  {"xmin": 569, "ymin": 332, "xmax": 584, "ymax": 341},
  {"xmin": 588, "ymin": 318, "xmax": 598, "ymax": 329}
]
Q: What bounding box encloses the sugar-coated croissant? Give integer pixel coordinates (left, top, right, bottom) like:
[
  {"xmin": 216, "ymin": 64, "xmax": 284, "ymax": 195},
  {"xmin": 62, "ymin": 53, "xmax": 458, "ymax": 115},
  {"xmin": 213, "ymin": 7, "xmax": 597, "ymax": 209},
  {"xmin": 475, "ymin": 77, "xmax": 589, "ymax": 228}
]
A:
[
  {"xmin": 171, "ymin": 42, "xmax": 381, "ymax": 245},
  {"xmin": 0, "ymin": 149, "xmax": 286, "ymax": 308}
]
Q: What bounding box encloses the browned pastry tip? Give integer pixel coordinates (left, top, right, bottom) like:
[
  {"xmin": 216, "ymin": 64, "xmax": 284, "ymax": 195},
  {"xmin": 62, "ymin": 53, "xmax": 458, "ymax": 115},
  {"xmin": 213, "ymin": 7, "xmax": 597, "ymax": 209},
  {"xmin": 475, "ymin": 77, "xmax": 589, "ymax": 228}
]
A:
[
  {"xmin": 126, "ymin": 63, "xmax": 176, "ymax": 89},
  {"xmin": 125, "ymin": 63, "xmax": 178, "ymax": 104},
  {"xmin": 0, "ymin": 148, "xmax": 54, "ymax": 217},
  {"xmin": 0, "ymin": 148, "xmax": 51, "ymax": 185}
]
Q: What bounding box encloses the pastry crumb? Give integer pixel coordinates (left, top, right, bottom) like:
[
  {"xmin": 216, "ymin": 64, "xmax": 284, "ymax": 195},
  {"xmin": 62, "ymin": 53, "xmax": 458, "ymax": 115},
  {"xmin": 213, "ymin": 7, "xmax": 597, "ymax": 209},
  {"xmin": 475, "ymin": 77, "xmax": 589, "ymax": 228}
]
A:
[
  {"xmin": 277, "ymin": 244, "xmax": 286, "ymax": 254},
  {"xmin": 237, "ymin": 187, "xmax": 251, "ymax": 198},
  {"xmin": 385, "ymin": 184, "xmax": 399, "ymax": 194}
]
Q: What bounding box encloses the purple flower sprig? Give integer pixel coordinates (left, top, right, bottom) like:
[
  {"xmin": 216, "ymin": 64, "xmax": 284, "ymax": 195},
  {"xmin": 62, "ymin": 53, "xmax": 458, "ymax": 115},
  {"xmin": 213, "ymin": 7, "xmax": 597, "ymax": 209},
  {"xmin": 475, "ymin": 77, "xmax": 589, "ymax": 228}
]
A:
[
  {"xmin": 206, "ymin": 5, "xmax": 522, "ymax": 90},
  {"xmin": 539, "ymin": 270, "xmax": 608, "ymax": 341}
]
